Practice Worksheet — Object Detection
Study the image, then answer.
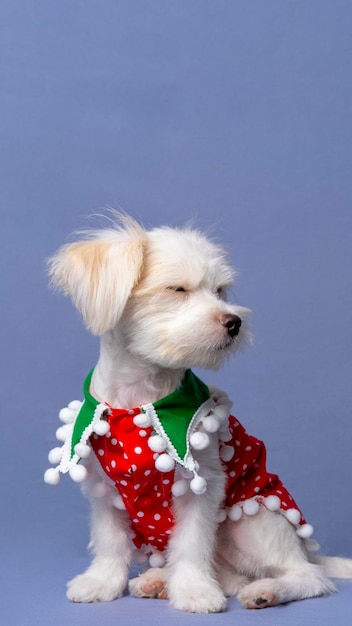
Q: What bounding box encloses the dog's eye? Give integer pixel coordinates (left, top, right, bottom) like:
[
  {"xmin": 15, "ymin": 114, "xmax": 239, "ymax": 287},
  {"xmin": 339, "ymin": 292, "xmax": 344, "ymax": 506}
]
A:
[
  {"xmin": 216, "ymin": 287, "xmax": 227, "ymax": 300},
  {"xmin": 167, "ymin": 286, "xmax": 187, "ymax": 293}
]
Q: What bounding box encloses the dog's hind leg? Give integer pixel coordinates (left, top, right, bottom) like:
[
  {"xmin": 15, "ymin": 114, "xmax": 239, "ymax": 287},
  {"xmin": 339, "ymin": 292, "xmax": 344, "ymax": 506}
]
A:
[
  {"xmin": 67, "ymin": 489, "xmax": 132, "ymax": 603},
  {"xmin": 217, "ymin": 507, "xmax": 336, "ymax": 609}
]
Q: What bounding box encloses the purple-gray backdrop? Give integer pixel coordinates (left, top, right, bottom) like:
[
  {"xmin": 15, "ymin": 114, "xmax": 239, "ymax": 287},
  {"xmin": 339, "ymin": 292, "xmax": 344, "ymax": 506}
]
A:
[{"xmin": 1, "ymin": 1, "xmax": 351, "ymax": 625}]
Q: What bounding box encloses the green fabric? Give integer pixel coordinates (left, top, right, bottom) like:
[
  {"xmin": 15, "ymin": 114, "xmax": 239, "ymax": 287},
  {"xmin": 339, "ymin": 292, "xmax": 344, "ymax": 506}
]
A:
[
  {"xmin": 70, "ymin": 369, "xmax": 98, "ymax": 458},
  {"xmin": 150, "ymin": 370, "xmax": 210, "ymax": 460},
  {"xmin": 70, "ymin": 368, "xmax": 210, "ymax": 462}
]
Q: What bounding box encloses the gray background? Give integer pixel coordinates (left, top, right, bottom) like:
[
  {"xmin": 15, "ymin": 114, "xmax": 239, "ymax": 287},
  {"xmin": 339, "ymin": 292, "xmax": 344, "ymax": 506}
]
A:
[{"xmin": 1, "ymin": 1, "xmax": 351, "ymax": 624}]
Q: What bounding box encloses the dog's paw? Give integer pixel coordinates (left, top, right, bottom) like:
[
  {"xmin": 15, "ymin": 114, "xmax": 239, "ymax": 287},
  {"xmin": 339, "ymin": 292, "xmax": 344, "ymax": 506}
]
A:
[
  {"xmin": 129, "ymin": 568, "xmax": 168, "ymax": 600},
  {"xmin": 238, "ymin": 580, "xmax": 278, "ymax": 609},
  {"xmin": 67, "ymin": 572, "xmax": 125, "ymax": 603},
  {"xmin": 170, "ymin": 580, "xmax": 227, "ymax": 613}
]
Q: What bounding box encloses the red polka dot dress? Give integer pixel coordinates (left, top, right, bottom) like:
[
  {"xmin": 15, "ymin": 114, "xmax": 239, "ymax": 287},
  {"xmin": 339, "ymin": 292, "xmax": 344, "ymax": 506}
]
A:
[{"xmin": 45, "ymin": 369, "xmax": 314, "ymax": 563}]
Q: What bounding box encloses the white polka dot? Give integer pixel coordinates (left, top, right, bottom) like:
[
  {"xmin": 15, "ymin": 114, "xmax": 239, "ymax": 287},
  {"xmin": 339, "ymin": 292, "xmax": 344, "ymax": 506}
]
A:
[
  {"xmin": 139, "ymin": 430, "xmax": 147, "ymax": 437},
  {"xmin": 254, "ymin": 487, "xmax": 260, "ymax": 493},
  {"xmin": 98, "ymin": 449, "xmax": 104, "ymax": 456},
  {"xmin": 120, "ymin": 480, "xmax": 127, "ymax": 486},
  {"xmin": 229, "ymin": 471, "xmax": 236, "ymax": 477},
  {"xmin": 111, "ymin": 438, "xmax": 117, "ymax": 445},
  {"xmin": 255, "ymin": 475, "xmax": 261, "ymax": 481},
  {"xmin": 134, "ymin": 484, "xmax": 141, "ymax": 490},
  {"xmin": 93, "ymin": 434, "xmax": 98, "ymax": 440},
  {"xmin": 235, "ymin": 440, "xmax": 241, "ymax": 446},
  {"xmin": 154, "ymin": 513, "xmax": 161, "ymax": 521},
  {"xmin": 162, "ymin": 501, "xmax": 168, "ymax": 507},
  {"xmin": 134, "ymin": 447, "xmax": 142, "ymax": 454},
  {"xmin": 245, "ymin": 446, "xmax": 252, "ymax": 451},
  {"xmin": 148, "ymin": 536, "xmax": 155, "ymax": 541},
  {"xmin": 137, "ymin": 511, "xmax": 144, "ymax": 517},
  {"xmin": 243, "ymin": 464, "xmax": 248, "ymax": 470},
  {"xmin": 163, "ymin": 479, "xmax": 170, "ymax": 485},
  {"xmin": 111, "ymin": 460, "xmax": 116, "ymax": 468},
  {"xmin": 128, "ymin": 409, "xmax": 135, "ymax": 415},
  {"xmin": 106, "ymin": 466, "xmax": 110, "ymax": 472},
  {"xmin": 148, "ymin": 525, "xmax": 155, "ymax": 529},
  {"xmin": 144, "ymin": 469, "xmax": 151, "ymax": 476},
  {"xmin": 123, "ymin": 453, "xmax": 128, "ymax": 460},
  {"xmin": 130, "ymin": 465, "xmax": 137, "ymax": 472}
]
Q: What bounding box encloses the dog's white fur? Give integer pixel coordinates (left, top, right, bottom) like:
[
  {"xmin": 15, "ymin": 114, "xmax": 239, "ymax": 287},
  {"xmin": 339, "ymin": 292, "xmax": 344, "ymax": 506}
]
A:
[{"xmin": 49, "ymin": 214, "xmax": 352, "ymax": 612}]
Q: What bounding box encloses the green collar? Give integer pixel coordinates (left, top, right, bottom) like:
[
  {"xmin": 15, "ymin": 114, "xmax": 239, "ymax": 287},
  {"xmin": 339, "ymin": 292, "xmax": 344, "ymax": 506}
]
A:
[{"xmin": 71, "ymin": 368, "xmax": 210, "ymax": 462}]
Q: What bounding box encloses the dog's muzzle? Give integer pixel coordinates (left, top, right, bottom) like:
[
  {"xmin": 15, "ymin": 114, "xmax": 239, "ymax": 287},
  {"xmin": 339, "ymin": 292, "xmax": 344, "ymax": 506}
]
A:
[{"xmin": 220, "ymin": 314, "xmax": 242, "ymax": 338}]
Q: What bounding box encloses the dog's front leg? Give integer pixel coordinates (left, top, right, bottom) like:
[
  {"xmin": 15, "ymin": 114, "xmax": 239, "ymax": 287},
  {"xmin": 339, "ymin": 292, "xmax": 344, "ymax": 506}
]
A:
[
  {"xmin": 166, "ymin": 462, "xmax": 227, "ymax": 613},
  {"xmin": 67, "ymin": 493, "xmax": 131, "ymax": 603}
]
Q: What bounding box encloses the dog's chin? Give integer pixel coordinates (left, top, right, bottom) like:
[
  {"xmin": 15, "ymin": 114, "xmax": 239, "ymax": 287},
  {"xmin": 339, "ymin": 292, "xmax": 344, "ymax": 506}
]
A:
[{"xmin": 129, "ymin": 337, "xmax": 239, "ymax": 372}]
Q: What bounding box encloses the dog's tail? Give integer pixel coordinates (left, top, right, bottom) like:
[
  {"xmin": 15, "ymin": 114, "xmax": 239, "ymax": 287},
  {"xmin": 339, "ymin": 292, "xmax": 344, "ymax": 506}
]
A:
[{"xmin": 314, "ymin": 556, "xmax": 352, "ymax": 579}]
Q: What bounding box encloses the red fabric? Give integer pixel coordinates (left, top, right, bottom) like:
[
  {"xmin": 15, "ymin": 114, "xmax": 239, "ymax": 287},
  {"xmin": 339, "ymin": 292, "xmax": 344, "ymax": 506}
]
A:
[
  {"xmin": 221, "ymin": 417, "xmax": 305, "ymax": 519},
  {"xmin": 90, "ymin": 409, "xmax": 305, "ymax": 554}
]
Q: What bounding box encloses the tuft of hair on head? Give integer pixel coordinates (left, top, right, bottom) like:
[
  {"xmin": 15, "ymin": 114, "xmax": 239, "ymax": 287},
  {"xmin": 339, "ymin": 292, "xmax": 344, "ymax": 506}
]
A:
[{"xmin": 47, "ymin": 212, "xmax": 148, "ymax": 335}]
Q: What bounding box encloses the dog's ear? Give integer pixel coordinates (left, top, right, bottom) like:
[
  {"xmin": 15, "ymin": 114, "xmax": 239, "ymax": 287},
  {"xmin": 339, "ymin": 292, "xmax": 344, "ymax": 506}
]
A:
[{"xmin": 48, "ymin": 217, "xmax": 147, "ymax": 335}]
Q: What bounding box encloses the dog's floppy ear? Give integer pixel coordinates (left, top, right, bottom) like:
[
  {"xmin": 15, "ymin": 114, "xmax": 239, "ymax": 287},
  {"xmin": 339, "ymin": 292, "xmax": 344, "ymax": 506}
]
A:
[{"xmin": 48, "ymin": 216, "xmax": 147, "ymax": 335}]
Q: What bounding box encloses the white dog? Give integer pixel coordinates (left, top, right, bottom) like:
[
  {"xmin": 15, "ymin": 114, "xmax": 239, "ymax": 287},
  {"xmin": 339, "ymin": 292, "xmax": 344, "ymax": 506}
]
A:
[{"xmin": 45, "ymin": 214, "xmax": 352, "ymax": 613}]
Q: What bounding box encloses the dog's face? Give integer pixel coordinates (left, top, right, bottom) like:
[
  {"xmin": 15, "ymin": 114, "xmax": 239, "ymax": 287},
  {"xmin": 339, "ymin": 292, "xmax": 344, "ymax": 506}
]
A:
[
  {"xmin": 49, "ymin": 215, "xmax": 251, "ymax": 370},
  {"xmin": 122, "ymin": 227, "xmax": 251, "ymax": 369}
]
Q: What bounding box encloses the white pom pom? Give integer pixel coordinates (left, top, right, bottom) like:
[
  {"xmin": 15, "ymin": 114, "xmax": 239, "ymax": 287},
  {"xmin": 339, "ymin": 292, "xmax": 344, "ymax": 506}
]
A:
[
  {"xmin": 68, "ymin": 400, "xmax": 82, "ymax": 411},
  {"xmin": 55, "ymin": 424, "xmax": 72, "ymax": 442},
  {"xmin": 190, "ymin": 475, "xmax": 207, "ymax": 495},
  {"xmin": 265, "ymin": 495, "xmax": 281, "ymax": 511},
  {"xmin": 148, "ymin": 435, "xmax": 167, "ymax": 453},
  {"xmin": 111, "ymin": 493, "xmax": 126, "ymax": 510},
  {"xmin": 202, "ymin": 414, "xmax": 220, "ymax": 433},
  {"xmin": 243, "ymin": 499, "xmax": 260, "ymax": 516},
  {"xmin": 219, "ymin": 429, "xmax": 232, "ymax": 442},
  {"xmin": 189, "ymin": 431, "xmax": 210, "ymax": 450},
  {"xmin": 133, "ymin": 413, "xmax": 152, "ymax": 428},
  {"xmin": 44, "ymin": 468, "xmax": 60, "ymax": 485},
  {"xmin": 91, "ymin": 481, "xmax": 108, "ymax": 498},
  {"xmin": 286, "ymin": 508, "xmax": 301, "ymax": 525},
  {"xmin": 93, "ymin": 420, "xmax": 110, "ymax": 436},
  {"xmin": 69, "ymin": 464, "xmax": 88, "ymax": 483},
  {"xmin": 74, "ymin": 442, "xmax": 91, "ymax": 459},
  {"xmin": 228, "ymin": 504, "xmax": 243, "ymax": 521},
  {"xmin": 48, "ymin": 447, "xmax": 63, "ymax": 465},
  {"xmin": 296, "ymin": 523, "xmax": 314, "ymax": 539},
  {"xmin": 171, "ymin": 479, "xmax": 189, "ymax": 497},
  {"xmin": 149, "ymin": 552, "xmax": 166, "ymax": 568},
  {"xmin": 59, "ymin": 407, "xmax": 76, "ymax": 424},
  {"xmin": 155, "ymin": 454, "xmax": 175, "ymax": 473},
  {"xmin": 213, "ymin": 404, "xmax": 230, "ymax": 421},
  {"xmin": 217, "ymin": 509, "xmax": 227, "ymax": 523},
  {"xmin": 220, "ymin": 445, "xmax": 235, "ymax": 462},
  {"xmin": 132, "ymin": 549, "xmax": 149, "ymax": 564}
]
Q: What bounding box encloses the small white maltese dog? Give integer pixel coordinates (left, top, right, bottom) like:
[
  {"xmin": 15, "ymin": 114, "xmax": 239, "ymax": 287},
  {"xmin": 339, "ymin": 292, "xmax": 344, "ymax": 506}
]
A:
[{"xmin": 45, "ymin": 214, "xmax": 352, "ymax": 613}]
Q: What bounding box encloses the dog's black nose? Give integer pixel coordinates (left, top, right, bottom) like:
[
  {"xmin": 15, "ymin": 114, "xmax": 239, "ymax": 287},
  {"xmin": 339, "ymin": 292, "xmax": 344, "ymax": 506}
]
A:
[{"xmin": 220, "ymin": 314, "xmax": 242, "ymax": 338}]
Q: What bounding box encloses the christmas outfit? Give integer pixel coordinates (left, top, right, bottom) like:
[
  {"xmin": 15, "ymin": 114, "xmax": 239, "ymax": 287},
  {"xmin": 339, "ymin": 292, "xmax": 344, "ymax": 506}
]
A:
[{"xmin": 45, "ymin": 369, "xmax": 314, "ymax": 564}]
